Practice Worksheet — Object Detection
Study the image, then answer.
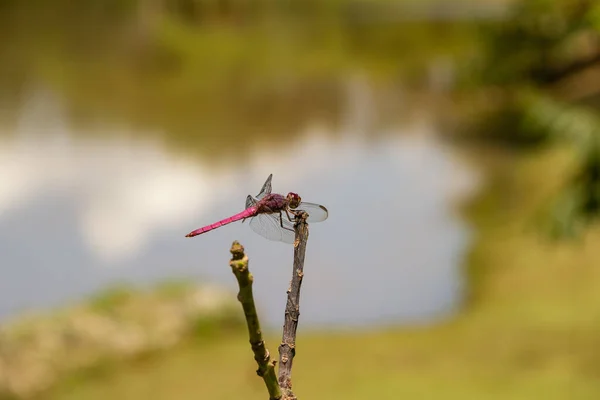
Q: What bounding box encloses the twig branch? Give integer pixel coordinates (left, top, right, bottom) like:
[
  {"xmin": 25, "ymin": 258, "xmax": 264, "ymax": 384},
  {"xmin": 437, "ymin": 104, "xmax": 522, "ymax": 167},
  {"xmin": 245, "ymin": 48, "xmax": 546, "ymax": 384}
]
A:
[
  {"xmin": 229, "ymin": 241, "xmax": 282, "ymax": 400},
  {"xmin": 227, "ymin": 212, "xmax": 310, "ymax": 400},
  {"xmin": 278, "ymin": 211, "xmax": 309, "ymax": 400}
]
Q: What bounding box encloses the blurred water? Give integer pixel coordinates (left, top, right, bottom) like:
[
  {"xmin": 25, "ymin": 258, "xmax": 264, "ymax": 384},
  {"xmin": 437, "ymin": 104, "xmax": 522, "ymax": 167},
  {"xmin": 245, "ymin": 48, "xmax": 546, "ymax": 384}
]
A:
[
  {"xmin": 0, "ymin": 77, "xmax": 479, "ymax": 330},
  {"xmin": 0, "ymin": 4, "xmax": 487, "ymax": 329}
]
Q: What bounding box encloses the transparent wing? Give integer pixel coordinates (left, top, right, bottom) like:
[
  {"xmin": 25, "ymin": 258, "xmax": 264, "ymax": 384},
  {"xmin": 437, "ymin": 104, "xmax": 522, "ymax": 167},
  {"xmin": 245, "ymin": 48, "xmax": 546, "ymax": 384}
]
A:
[
  {"xmin": 256, "ymin": 174, "xmax": 273, "ymax": 199},
  {"xmin": 295, "ymin": 202, "xmax": 329, "ymax": 223},
  {"xmin": 245, "ymin": 195, "xmax": 257, "ymax": 209},
  {"xmin": 249, "ymin": 213, "xmax": 295, "ymax": 244}
]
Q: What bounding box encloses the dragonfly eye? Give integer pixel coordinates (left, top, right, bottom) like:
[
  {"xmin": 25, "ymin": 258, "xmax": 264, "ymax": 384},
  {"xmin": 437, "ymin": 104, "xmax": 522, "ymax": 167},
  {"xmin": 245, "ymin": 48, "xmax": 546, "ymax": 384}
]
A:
[{"xmin": 287, "ymin": 192, "xmax": 301, "ymax": 209}]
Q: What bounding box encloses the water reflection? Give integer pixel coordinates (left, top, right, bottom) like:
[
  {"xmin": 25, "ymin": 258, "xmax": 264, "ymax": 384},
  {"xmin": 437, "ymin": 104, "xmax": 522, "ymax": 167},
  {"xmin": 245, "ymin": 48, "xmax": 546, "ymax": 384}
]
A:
[{"xmin": 0, "ymin": 86, "xmax": 478, "ymax": 329}]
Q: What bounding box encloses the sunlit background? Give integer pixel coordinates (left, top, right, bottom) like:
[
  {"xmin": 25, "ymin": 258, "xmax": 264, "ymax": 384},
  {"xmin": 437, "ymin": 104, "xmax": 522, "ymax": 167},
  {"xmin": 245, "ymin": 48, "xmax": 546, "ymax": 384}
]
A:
[{"xmin": 1, "ymin": 1, "xmax": 599, "ymax": 399}]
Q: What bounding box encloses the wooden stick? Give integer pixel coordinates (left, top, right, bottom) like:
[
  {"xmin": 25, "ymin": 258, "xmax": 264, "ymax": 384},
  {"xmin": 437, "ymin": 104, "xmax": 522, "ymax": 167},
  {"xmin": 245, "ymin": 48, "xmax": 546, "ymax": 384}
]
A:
[{"xmin": 278, "ymin": 211, "xmax": 309, "ymax": 400}]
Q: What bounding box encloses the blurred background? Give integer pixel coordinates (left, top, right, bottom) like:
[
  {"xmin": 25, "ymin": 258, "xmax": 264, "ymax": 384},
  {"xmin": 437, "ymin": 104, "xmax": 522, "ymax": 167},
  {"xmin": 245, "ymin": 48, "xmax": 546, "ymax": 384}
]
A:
[{"xmin": 0, "ymin": 0, "xmax": 599, "ymax": 399}]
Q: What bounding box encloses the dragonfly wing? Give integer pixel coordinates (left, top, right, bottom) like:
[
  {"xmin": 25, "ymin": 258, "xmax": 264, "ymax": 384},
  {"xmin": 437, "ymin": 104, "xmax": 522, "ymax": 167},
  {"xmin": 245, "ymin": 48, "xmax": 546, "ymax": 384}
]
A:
[
  {"xmin": 245, "ymin": 195, "xmax": 258, "ymax": 209},
  {"xmin": 296, "ymin": 202, "xmax": 329, "ymax": 223},
  {"xmin": 256, "ymin": 174, "xmax": 273, "ymax": 199},
  {"xmin": 249, "ymin": 212, "xmax": 295, "ymax": 244}
]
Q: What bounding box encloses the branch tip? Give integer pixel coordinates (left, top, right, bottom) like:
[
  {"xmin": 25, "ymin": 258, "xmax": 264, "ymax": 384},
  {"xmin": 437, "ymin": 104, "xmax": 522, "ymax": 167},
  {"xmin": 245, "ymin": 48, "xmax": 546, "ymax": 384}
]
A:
[{"xmin": 229, "ymin": 240, "xmax": 245, "ymax": 260}]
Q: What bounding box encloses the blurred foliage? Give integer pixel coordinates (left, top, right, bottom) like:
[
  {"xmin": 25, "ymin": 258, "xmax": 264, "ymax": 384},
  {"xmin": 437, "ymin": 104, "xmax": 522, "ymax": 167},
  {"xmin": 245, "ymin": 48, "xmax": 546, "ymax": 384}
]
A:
[
  {"xmin": 87, "ymin": 285, "xmax": 136, "ymax": 314},
  {"xmin": 477, "ymin": 0, "xmax": 599, "ymax": 86},
  {"xmin": 519, "ymin": 92, "xmax": 600, "ymax": 237},
  {"xmin": 465, "ymin": 0, "xmax": 600, "ymax": 236},
  {"xmin": 0, "ymin": 0, "xmax": 479, "ymax": 162}
]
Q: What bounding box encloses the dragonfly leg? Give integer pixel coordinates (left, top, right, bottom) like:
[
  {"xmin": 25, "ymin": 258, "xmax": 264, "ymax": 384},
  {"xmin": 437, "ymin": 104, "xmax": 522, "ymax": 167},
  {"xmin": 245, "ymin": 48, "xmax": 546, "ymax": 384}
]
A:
[
  {"xmin": 278, "ymin": 211, "xmax": 296, "ymax": 234},
  {"xmin": 284, "ymin": 210, "xmax": 302, "ymax": 247},
  {"xmin": 284, "ymin": 208, "xmax": 296, "ymax": 223}
]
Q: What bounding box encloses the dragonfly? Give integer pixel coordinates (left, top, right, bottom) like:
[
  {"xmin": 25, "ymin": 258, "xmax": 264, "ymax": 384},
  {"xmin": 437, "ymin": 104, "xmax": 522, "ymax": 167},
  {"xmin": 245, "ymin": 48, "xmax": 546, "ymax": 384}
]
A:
[{"xmin": 185, "ymin": 174, "xmax": 328, "ymax": 244}]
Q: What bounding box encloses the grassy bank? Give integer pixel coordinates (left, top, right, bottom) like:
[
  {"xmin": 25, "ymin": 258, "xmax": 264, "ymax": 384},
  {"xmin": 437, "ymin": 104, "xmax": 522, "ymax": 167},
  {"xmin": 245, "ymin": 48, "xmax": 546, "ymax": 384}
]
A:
[
  {"xmin": 0, "ymin": 283, "xmax": 243, "ymax": 400},
  {"xmin": 37, "ymin": 145, "xmax": 600, "ymax": 400}
]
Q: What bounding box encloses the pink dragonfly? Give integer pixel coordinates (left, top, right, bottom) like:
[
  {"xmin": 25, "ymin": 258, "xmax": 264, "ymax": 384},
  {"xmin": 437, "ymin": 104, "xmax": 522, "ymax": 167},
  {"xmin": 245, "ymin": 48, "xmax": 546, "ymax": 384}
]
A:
[{"xmin": 185, "ymin": 174, "xmax": 328, "ymax": 244}]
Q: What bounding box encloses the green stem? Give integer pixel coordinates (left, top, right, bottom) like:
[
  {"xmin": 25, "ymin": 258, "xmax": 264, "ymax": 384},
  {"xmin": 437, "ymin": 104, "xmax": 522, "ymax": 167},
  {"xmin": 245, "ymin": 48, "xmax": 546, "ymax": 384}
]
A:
[{"xmin": 229, "ymin": 241, "xmax": 282, "ymax": 400}]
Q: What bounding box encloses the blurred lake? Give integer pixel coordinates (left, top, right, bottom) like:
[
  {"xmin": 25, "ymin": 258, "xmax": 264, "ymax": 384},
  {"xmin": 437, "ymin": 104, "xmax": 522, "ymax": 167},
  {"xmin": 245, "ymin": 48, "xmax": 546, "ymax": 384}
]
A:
[{"xmin": 0, "ymin": 3, "xmax": 489, "ymax": 329}]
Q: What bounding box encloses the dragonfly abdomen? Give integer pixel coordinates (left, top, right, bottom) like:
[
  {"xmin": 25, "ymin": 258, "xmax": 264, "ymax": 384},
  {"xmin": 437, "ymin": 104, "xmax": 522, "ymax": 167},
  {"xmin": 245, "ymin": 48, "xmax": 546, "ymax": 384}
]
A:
[{"xmin": 185, "ymin": 206, "xmax": 258, "ymax": 237}]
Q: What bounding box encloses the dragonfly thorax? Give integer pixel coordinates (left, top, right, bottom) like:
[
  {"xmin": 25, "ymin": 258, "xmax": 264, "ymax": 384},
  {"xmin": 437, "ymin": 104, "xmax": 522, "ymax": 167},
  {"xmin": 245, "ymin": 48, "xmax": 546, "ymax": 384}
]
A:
[{"xmin": 286, "ymin": 192, "xmax": 302, "ymax": 209}]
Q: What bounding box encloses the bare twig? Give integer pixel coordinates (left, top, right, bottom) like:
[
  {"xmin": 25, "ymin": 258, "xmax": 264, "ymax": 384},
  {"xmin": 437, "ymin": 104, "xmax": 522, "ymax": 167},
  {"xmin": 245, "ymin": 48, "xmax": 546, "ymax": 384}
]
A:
[
  {"xmin": 278, "ymin": 211, "xmax": 309, "ymax": 400},
  {"xmin": 229, "ymin": 241, "xmax": 282, "ymax": 400}
]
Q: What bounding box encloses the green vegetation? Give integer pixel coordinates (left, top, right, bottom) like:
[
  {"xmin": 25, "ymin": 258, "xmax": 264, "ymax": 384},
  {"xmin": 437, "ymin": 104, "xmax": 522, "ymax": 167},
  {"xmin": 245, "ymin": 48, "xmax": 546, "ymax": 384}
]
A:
[{"xmin": 462, "ymin": 0, "xmax": 600, "ymax": 235}]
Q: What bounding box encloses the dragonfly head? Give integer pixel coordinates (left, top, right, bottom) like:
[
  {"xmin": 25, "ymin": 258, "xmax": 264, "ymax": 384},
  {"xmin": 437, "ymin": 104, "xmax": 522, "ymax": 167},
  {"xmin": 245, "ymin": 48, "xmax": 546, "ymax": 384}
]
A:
[{"xmin": 286, "ymin": 192, "xmax": 302, "ymax": 209}]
